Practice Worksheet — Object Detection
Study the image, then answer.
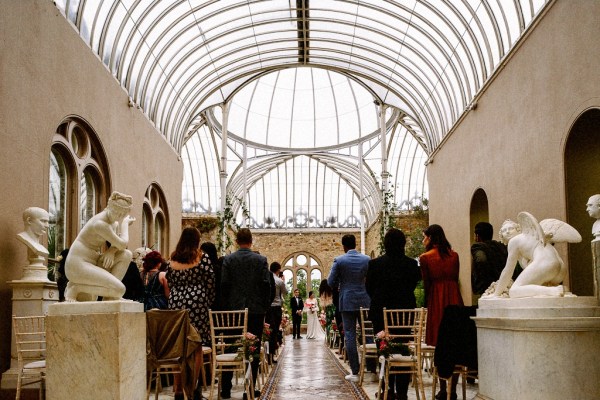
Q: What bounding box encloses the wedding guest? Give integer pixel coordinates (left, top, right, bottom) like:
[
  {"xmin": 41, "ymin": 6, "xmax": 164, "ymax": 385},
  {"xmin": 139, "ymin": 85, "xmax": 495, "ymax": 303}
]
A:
[
  {"xmin": 304, "ymin": 291, "xmax": 324, "ymax": 339},
  {"xmin": 367, "ymin": 228, "xmax": 421, "ymax": 400},
  {"xmin": 470, "ymin": 222, "xmax": 507, "ymax": 304},
  {"xmin": 267, "ymin": 262, "xmax": 287, "ymax": 364},
  {"xmin": 201, "ymin": 241, "xmax": 222, "ymax": 310},
  {"xmin": 328, "ymin": 234, "xmax": 371, "ymax": 382},
  {"xmin": 56, "ymin": 248, "xmax": 70, "ymax": 302},
  {"xmin": 220, "ymin": 228, "xmax": 271, "ymax": 400},
  {"xmin": 168, "ymin": 227, "xmax": 215, "ymax": 400},
  {"xmin": 139, "ymin": 250, "xmax": 168, "ymax": 311},
  {"xmin": 420, "ymin": 224, "xmax": 463, "ymax": 400},
  {"xmin": 318, "ymin": 279, "xmax": 335, "ymax": 339},
  {"xmin": 290, "ymin": 288, "xmax": 304, "ymax": 339}
]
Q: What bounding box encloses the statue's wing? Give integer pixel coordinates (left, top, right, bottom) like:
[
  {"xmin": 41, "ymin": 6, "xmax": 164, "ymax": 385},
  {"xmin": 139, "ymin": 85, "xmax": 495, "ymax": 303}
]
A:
[
  {"xmin": 540, "ymin": 219, "xmax": 582, "ymax": 243},
  {"xmin": 517, "ymin": 211, "xmax": 545, "ymax": 245}
]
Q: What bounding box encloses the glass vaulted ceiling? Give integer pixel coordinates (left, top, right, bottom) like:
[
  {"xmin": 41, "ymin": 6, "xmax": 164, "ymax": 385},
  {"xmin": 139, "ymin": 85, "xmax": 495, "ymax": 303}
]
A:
[{"xmin": 55, "ymin": 0, "xmax": 549, "ymax": 228}]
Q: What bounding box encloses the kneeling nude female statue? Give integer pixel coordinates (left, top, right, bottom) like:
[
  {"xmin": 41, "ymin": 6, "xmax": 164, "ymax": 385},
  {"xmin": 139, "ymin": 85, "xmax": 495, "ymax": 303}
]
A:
[{"xmin": 65, "ymin": 192, "xmax": 135, "ymax": 301}]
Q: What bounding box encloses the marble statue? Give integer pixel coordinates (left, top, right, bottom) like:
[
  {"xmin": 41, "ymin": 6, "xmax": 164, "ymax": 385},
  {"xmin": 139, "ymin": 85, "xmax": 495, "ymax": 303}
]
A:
[
  {"xmin": 16, "ymin": 207, "xmax": 50, "ymax": 266},
  {"xmin": 64, "ymin": 191, "xmax": 135, "ymax": 301},
  {"xmin": 132, "ymin": 247, "xmax": 150, "ymax": 271},
  {"xmin": 499, "ymin": 219, "xmax": 521, "ymax": 245},
  {"xmin": 486, "ymin": 211, "xmax": 582, "ymax": 299},
  {"xmin": 586, "ymin": 194, "xmax": 600, "ymax": 242}
]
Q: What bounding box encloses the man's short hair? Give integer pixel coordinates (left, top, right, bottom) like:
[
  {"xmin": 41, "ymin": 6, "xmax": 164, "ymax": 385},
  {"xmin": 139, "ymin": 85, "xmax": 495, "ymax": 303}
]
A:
[
  {"xmin": 384, "ymin": 228, "xmax": 406, "ymax": 255},
  {"xmin": 270, "ymin": 262, "xmax": 281, "ymax": 273},
  {"xmin": 341, "ymin": 234, "xmax": 356, "ymax": 249},
  {"xmin": 236, "ymin": 228, "xmax": 252, "ymax": 245},
  {"xmin": 474, "ymin": 222, "xmax": 494, "ymax": 241}
]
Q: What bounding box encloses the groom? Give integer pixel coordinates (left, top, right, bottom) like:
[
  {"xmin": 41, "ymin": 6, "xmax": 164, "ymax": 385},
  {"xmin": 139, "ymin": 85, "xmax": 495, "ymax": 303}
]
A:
[{"xmin": 290, "ymin": 289, "xmax": 304, "ymax": 339}]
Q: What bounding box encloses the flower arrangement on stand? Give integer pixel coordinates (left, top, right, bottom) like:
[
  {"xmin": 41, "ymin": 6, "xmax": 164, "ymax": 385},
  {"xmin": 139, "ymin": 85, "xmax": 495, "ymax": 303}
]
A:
[
  {"xmin": 376, "ymin": 331, "xmax": 410, "ymax": 358},
  {"xmin": 318, "ymin": 311, "xmax": 326, "ymax": 327}
]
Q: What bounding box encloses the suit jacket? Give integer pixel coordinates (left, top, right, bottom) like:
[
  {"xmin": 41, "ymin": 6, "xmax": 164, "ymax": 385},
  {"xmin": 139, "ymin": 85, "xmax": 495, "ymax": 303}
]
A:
[
  {"xmin": 290, "ymin": 296, "xmax": 304, "ymax": 319},
  {"xmin": 221, "ymin": 248, "xmax": 271, "ymax": 314},
  {"xmin": 327, "ymin": 249, "xmax": 371, "ymax": 312},
  {"xmin": 366, "ymin": 253, "xmax": 421, "ymax": 333}
]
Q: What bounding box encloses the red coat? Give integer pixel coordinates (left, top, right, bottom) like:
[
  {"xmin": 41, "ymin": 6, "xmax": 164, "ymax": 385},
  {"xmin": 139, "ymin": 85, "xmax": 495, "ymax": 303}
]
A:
[{"xmin": 420, "ymin": 248, "xmax": 463, "ymax": 346}]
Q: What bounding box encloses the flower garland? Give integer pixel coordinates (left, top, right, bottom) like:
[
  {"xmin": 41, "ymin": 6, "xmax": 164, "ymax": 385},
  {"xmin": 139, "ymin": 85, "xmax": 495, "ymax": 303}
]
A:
[{"xmin": 376, "ymin": 331, "xmax": 410, "ymax": 358}]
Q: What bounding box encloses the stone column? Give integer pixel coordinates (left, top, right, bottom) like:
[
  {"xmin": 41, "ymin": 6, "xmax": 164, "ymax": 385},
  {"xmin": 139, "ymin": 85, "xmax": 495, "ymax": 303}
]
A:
[{"xmin": 46, "ymin": 301, "xmax": 145, "ymax": 400}]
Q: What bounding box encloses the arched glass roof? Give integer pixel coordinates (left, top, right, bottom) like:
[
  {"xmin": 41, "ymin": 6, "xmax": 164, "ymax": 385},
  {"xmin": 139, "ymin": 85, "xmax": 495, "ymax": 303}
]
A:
[{"xmin": 55, "ymin": 0, "xmax": 549, "ymax": 228}]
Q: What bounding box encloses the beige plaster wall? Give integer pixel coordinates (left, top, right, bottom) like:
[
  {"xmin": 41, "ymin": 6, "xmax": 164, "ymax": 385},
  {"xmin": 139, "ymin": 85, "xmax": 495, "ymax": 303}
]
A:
[
  {"xmin": 427, "ymin": 0, "xmax": 600, "ymax": 304},
  {"xmin": 0, "ymin": 1, "xmax": 183, "ymax": 372}
]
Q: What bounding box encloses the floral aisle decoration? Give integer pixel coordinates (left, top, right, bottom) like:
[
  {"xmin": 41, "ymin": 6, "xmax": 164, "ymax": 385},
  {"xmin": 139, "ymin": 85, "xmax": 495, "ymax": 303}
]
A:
[
  {"xmin": 376, "ymin": 331, "xmax": 410, "ymax": 358},
  {"xmin": 318, "ymin": 311, "xmax": 327, "ymax": 327},
  {"xmin": 234, "ymin": 332, "xmax": 260, "ymax": 362},
  {"xmin": 262, "ymin": 323, "xmax": 272, "ymax": 342}
]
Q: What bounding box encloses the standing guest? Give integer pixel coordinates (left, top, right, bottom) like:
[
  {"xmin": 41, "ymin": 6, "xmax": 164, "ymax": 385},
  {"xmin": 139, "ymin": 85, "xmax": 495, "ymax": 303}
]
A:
[
  {"xmin": 420, "ymin": 224, "xmax": 463, "ymax": 400},
  {"xmin": 367, "ymin": 228, "xmax": 421, "ymax": 400},
  {"xmin": 121, "ymin": 259, "xmax": 144, "ymax": 301},
  {"xmin": 471, "ymin": 222, "xmax": 508, "ymax": 304},
  {"xmin": 139, "ymin": 250, "xmax": 168, "ymax": 311},
  {"xmin": 267, "ymin": 262, "xmax": 287, "ymax": 364},
  {"xmin": 318, "ymin": 279, "xmax": 335, "ymax": 340},
  {"xmin": 327, "ymin": 234, "xmax": 371, "ymax": 382},
  {"xmin": 56, "ymin": 248, "xmax": 70, "ymax": 302},
  {"xmin": 290, "ymin": 288, "xmax": 304, "ymax": 339},
  {"xmin": 201, "ymin": 242, "xmax": 222, "ymax": 310},
  {"xmin": 168, "ymin": 227, "xmax": 216, "ymax": 400},
  {"xmin": 220, "ymin": 228, "xmax": 271, "ymax": 400}
]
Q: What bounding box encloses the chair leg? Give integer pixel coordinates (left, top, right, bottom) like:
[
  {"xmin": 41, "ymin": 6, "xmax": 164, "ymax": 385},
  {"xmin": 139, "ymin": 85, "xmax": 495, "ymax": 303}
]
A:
[{"xmin": 358, "ymin": 353, "xmax": 365, "ymax": 385}]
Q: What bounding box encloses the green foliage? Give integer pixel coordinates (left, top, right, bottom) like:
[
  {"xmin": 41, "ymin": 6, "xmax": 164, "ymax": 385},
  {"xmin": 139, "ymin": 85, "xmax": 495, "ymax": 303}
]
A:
[
  {"xmin": 216, "ymin": 194, "xmax": 251, "ymax": 255},
  {"xmin": 193, "ymin": 216, "xmax": 218, "ymax": 233},
  {"xmin": 414, "ymin": 280, "xmax": 425, "ymax": 308},
  {"xmin": 378, "ymin": 183, "xmax": 396, "ymax": 256}
]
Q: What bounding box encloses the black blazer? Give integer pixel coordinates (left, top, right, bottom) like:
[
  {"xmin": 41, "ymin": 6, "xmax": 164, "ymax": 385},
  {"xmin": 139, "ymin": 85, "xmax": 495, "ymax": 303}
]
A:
[
  {"xmin": 366, "ymin": 253, "xmax": 421, "ymax": 333},
  {"xmin": 290, "ymin": 296, "xmax": 304, "ymax": 318}
]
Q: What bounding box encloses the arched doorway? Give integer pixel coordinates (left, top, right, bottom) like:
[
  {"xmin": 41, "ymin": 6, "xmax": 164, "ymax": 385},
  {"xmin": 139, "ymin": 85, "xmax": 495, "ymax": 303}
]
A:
[
  {"xmin": 469, "ymin": 188, "xmax": 489, "ymax": 304},
  {"xmin": 565, "ymin": 108, "xmax": 600, "ymax": 296}
]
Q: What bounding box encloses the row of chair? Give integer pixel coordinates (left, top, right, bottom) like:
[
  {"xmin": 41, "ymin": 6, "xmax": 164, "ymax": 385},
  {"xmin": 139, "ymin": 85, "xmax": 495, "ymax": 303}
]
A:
[{"xmin": 355, "ymin": 307, "xmax": 477, "ymax": 400}]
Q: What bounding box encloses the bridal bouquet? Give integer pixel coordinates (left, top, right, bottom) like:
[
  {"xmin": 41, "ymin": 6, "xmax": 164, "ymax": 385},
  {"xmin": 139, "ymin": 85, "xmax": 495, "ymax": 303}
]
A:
[{"xmin": 375, "ymin": 331, "xmax": 410, "ymax": 358}]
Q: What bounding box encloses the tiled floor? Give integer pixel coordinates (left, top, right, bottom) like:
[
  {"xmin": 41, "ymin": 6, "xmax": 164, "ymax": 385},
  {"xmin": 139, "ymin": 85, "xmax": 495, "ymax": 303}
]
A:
[{"xmin": 153, "ymin": 335, "xmax": 479, "ymax": 400}]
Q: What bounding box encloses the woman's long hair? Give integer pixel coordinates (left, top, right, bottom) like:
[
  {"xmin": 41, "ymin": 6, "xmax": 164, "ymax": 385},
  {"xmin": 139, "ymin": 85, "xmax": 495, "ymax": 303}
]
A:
[
  {"xmin": 319, "ymin": 279, "xmax": 333, "ymax": 298},
  {"xmin": 200, "ymin": 241, "xmax": 219, "ymax": 266},
  {"xmin": 423, "ymin": 224, "xmax": 452, "ymax": 257},
  {"xmin": 170, "ymin": 227, "xmax": 201, "ymax": 264}
]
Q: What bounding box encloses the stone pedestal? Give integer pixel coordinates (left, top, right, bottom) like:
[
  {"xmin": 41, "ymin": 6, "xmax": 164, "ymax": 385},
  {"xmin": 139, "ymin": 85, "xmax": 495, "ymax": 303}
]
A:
[
  {"xmin": 0, "ymin": 280, "xmax": 58, "ymax": 388},
  {"xmin": 593, "ymin": 241, "xmax": 600, "ymax": 300},
  {"xmin": 45, "ymin": 301, "xmax": 145, "ymax": 400},
  {"xmin": 474, "ymin": 296, "xmax": 600, "ymax": 400}
]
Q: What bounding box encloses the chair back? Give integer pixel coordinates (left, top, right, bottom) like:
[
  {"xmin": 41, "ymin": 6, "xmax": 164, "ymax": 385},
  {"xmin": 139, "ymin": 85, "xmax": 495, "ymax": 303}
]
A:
[
  {"xmin": 13, "ymin": 315, "xmax": 46, "ymax": 364},
  {"xmin": 383, "ymin": 308, "xmax": 425, "ymax": 354},
  {"xmin": 359, "ymin": 307, "xmax": 375, "ymax": 345},
  {"xmin": 209, "ymin": 309, "xmax": 248, "ymax": 354}
]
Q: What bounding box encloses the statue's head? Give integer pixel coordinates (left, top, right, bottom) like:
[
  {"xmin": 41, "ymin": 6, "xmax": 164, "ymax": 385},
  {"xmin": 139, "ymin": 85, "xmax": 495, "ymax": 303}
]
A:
[
  {"xmin": 22, "ymin": 207, "xmax": 50, "ymax": 238},
  {"xmin": 132, "ymin": 246, "xmax": 150, "ymax": 270},
  {"xmin": 586, "ymin": 194, "xmax": 600, "ymax": 219},
  {"xmin": 499, "ymin": 219, "xmax": 520, "ymax": 244},
  {"xmin": 106, "ymin": 191, "xmax": 132, "ymax": 222}
]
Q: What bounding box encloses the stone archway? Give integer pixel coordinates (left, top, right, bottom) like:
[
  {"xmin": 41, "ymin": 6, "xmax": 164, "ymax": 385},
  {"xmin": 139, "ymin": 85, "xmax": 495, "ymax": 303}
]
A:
[{"xmin": 281, "ymin": 251, "xmax": 325, "ymax": 299}]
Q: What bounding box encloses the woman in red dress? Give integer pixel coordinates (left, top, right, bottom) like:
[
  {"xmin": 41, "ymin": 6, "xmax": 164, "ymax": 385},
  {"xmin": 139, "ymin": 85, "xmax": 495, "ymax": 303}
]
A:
[{"xmin": 420, "ymin": 224, "xmax": 463, "ymax": 400}]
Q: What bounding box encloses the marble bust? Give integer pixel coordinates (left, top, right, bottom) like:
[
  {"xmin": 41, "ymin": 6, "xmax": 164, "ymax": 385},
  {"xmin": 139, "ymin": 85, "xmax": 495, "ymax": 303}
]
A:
[
  {"xmin": 486, "ymin": 212, "xmax": 581, "ymax": 299},
  {"xmin": 586, "ymin": 194, "xmax": 600, "ymax": 242},
  {"xmin": 64, "ymin": 191, "xmax": 135, "ymax": 301},
  {"xmin": 16, "ymin": 207, "xmax": 50, "ymax": 268}
]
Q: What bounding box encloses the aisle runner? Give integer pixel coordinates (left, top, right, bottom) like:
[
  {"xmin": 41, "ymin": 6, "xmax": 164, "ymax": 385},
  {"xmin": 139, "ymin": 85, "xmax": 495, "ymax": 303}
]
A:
[{"xmin": 261, "ymin": 337, "xmax": 369, "ymax": 400}]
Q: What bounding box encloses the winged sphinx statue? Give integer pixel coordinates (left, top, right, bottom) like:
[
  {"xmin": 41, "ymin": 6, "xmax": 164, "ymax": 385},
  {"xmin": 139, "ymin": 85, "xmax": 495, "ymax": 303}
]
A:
[{"xmin": 484, "ymin": 211, "xmax": 581, "ymax": 299}]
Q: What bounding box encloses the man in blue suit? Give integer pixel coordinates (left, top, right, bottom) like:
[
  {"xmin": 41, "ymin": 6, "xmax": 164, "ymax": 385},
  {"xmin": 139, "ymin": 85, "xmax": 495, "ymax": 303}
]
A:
[{"xmin": 328, "ymin": 234, "xmax": 371, "ymax": 382}]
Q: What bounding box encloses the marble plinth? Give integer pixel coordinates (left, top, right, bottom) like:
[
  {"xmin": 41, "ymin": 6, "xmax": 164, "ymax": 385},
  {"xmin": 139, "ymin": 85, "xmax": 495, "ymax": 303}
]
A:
[
  {"xmin": 473, "ymin": 296, "xmax": 600, "ymax": 400},
  {"xmin": 1, "ymin": 280, "xmax": 58, "ymax": 389},
  {"xmin": 45, "ymin": 301, "xmax": 145, "ymax": 400}
]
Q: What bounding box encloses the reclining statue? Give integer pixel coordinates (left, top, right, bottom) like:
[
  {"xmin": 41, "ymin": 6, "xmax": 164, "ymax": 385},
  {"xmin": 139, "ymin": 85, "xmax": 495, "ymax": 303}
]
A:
[
  {"xmin": 64, "ymin": 191, "xmax": 135, "ymax": 301},
  {"xmin": 485, "ymin": 211, "xmax": 581, "ymax": 299}
]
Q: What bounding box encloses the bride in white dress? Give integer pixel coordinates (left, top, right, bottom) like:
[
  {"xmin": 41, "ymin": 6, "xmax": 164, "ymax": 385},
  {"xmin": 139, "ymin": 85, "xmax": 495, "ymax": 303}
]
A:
[{"xmin": 304, "ymin": 291, "xmax": 325, "ymax": 339}]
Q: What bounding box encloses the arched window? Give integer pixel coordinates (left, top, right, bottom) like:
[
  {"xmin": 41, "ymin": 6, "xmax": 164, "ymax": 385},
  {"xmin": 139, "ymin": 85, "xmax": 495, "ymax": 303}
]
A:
[
  {"xmin": 142, "ymin": 184, "xmax": 169, "ymax": 255},
  {"xmin": 48, "ymin": 117, "xmax": 110, "ymax": 259},
  {"xmin": 281, "ymin": 251, "xmax": 324, "ymax": 300}
]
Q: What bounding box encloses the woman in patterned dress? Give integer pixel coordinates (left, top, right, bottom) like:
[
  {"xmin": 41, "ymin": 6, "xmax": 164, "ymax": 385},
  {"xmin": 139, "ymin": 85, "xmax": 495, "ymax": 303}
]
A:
[{"xmin": 167, "ymin": 227, "xmax": 216, "ymax": 400}]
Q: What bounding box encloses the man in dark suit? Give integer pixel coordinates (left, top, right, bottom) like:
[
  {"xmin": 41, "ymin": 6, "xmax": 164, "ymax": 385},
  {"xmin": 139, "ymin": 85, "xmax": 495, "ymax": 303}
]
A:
[
  {"xmin": 328, "ymin": 234, "xmax": 371, "ymax": 382},
  {"xmin": 290, "ymin": 288, "xmax": 304, "ymax": 339},
  {"xmin": 221, "ymin": 228, "xmax": 272, "ymax": 400}
]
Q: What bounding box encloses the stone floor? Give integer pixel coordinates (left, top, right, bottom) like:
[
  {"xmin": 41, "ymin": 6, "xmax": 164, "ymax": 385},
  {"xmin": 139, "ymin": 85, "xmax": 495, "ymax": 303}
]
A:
[{"xmin": 153, "ymin": 335, "xmax": 479, "ymax": 400}]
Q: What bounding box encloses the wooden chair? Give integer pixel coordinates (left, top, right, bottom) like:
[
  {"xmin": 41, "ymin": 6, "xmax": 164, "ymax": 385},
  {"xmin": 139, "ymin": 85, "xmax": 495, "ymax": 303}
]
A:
[
  {"xmin": 420, "ymin": 308, "xmax": 435, "ymax": 375},
  {"xmin": 208, "ymin": 309, "xmax": 254, "ymax": 400},
  {"xmin": 199, "ymin": 345, "xmax": 212, "ymax": 390},
  {"xmin": 376, "ymin": 308, "xmax": 426, "ymax": 400},
  {"xmin": 13, "ymin": 315, "xmax": 46, "ymax": 400},
  {"xmin": 146, "ymin": 309, "xmax": 201, "ymax": 400},
  {"xmin": 358, "ymin": 307, "xmax": 378, "ymax": 385}
]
